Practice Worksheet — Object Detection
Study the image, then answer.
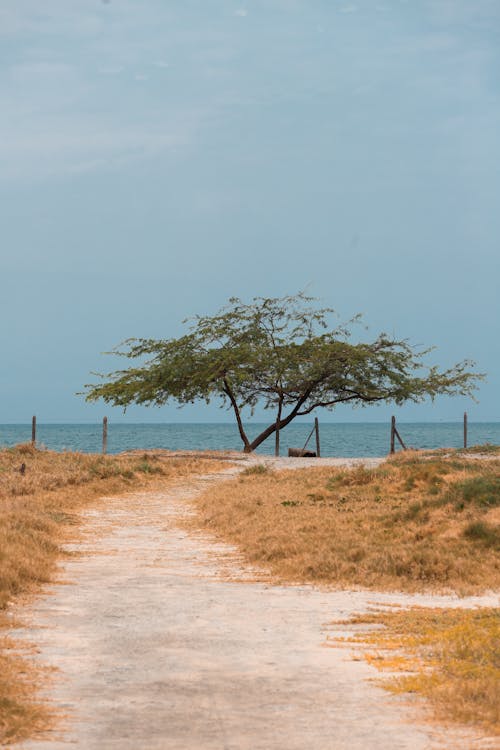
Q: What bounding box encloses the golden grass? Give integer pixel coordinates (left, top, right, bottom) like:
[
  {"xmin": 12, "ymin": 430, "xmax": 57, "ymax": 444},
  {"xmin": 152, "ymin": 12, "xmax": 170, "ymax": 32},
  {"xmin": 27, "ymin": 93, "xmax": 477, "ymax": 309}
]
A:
[
  {"xmin": 188, "ymin": 449, "xmax": 500, "ymax": 592},
  {"xmin": 0, "ymin": 630, "xmax": 51, "ymax": 746},
  {"xmin": 334, "ymin": 606, "xmax": 500, "ymax": 735},
  {"xmin": 0, "ymin": 444, "xmax": 217, "ymax": 746}
]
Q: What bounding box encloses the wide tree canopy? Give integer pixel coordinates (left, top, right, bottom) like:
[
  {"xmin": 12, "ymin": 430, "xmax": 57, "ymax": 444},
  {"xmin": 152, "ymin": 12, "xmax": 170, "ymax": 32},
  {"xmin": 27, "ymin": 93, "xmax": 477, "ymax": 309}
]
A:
[{"xmin": 84, "ymin": 293, "xmax": 483, "ymax": 452}]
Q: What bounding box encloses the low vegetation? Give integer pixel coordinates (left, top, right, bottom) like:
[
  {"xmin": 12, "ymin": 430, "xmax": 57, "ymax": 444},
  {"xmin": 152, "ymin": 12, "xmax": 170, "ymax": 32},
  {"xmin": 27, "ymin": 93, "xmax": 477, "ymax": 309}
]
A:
[
  {"xmin": 189, "ymin": 448, "xmax": 500, "ymax": 592},
  {"xmin": 334, "ymin": 606, "xmax": 499, "ymax": 735},
  {"xmin": 0, "ymin": 444, "xmax": 215, "ymax": 746},
  {"xmin": 2, "ymin": 444, "xmax": 498, "ymax": 743},
  {"xmin": 189, "ymin": 448, "xmax": 499, "ymax": 737},
  {"xmin": 0, "ymin": 632, "xmax": 50, "ymax": 745}
]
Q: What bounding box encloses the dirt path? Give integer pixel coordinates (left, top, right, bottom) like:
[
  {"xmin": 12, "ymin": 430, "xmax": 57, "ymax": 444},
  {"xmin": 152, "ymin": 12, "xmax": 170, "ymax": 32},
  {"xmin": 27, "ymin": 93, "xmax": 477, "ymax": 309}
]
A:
[{"xmin": 15, "ymin": 467, "xmax": 497, "ymax": 750}]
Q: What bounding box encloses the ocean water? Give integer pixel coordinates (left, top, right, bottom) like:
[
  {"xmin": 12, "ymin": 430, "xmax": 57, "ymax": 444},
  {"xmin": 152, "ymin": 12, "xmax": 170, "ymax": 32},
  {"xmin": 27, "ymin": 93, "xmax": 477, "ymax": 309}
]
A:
[{"xmin": 0, "ymin": 422, "xmax": 499, "ymax": 457}]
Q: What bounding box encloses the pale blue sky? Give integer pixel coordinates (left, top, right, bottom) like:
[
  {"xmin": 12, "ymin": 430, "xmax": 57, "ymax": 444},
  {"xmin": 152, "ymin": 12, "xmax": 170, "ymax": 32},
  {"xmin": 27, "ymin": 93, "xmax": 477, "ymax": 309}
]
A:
[{"xmin": 1, "ymin": 0, "xmax": 499, "ymax": 423}]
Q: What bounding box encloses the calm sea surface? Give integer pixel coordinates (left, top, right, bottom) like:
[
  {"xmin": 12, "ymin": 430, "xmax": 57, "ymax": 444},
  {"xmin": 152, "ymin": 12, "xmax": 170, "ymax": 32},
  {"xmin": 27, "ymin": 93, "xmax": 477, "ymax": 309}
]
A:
[{"xmin": 0, "ymin": 422, "xmax": 499, "ymax": 457}]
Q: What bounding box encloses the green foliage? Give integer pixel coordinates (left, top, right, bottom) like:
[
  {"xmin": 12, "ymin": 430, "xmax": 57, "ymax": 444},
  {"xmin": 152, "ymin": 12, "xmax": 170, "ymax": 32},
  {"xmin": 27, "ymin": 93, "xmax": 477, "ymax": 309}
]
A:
[
  {"xmin": 449, "ymin": 476, "xmax": 500, "ymax": 508},
  {"xmin": 463, "ymin": 521, "xmax": 500, "ymax": 550},
  {"xmin": 326, "ymin": 467, "xmax": 377, "ymax": 488},
  {"xmin": 135, "ymin": 460, "xmax": 163, "ymax": 475},
  {"xmin": 87, "ymin": 458, "xmax": 136, "ymax": 480},
  {"xmin": 84, "ymin": 293, "xmax": 483, "ymax": 452},
  {"xmin": 241, "ymin": 464, "xmax": 271, "ymax": 476},
  {"xmin": 458, "ymin": 443, "xmax": 500, "ymax": 455}
]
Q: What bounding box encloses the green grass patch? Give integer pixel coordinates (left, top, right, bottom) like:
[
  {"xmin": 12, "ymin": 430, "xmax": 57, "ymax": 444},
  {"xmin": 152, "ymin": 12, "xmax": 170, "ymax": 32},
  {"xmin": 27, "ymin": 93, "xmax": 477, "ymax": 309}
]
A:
[
  {"xmin": 450, "ymin": 476, "xmax": 500, "ymax": 508},
  {"xmin": 463, "ymin": 521, "xmax": 500, "ymax": 550},
  {"xmin": 241, "ymin": 464, "xmax": 271, "ymax": 476}
]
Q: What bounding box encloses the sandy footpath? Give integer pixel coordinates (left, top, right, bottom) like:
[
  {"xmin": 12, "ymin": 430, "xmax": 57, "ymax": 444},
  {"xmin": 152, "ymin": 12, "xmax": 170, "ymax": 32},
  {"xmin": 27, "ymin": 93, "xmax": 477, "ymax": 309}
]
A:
[{"xmin": 14, "ymin": 460, "xmax": 499, "ymax": 750}]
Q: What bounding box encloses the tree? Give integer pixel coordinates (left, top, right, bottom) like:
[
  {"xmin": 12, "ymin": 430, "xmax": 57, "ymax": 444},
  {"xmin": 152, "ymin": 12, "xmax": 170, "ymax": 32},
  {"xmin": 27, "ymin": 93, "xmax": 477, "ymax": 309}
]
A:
[{"xmin": 84, "ymin": 293, "xmax": 483, "ymax": 453}]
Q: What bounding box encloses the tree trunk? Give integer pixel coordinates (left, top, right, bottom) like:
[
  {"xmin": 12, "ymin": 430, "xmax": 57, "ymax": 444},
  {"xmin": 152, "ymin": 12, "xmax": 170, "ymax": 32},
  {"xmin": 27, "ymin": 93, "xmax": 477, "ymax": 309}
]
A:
[
  {"xmin": 275, "ymin": 398, "xmax": 282, "ymax": 457},
  {"xmin": 223, "ymin": 378, "xmax": 251, "ymax": 452},
  {"xmin": 243, "ymin": 390, "xmax": 315, "ymax": 452},
  {"xmin": 246, "ymin": 411, "xmax": 298, "ymax": 452}
]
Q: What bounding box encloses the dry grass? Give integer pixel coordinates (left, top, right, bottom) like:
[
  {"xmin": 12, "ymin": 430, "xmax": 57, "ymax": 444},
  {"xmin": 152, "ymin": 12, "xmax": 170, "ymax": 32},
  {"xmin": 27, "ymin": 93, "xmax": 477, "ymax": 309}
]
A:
[
  {"xmin": 188, "ymin": 449, "xmax": 500, "ymax": 592},
  {"xmin": 0, "ymin": 630, "xmax": 51, "ymax": 746},
  {"xmin": 0, "ymin": 443, "xmax": 217, "ymax": 746},
  {"xmin": 334, "ymin": 606, "xmax": 500, "ymax": 735}
]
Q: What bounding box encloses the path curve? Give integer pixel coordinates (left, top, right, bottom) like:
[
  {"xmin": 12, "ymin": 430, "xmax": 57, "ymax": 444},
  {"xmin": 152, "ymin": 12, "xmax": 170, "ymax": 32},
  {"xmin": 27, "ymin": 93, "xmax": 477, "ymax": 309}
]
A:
[{"xmin": 16, "ymin": 466, "xmax": 498, "ymax": 749}]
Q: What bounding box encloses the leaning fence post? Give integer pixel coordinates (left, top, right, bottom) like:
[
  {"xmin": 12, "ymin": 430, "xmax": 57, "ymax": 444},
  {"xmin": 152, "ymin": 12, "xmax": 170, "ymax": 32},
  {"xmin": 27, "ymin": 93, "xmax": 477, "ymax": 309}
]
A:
[
  {"xmin": 395, "ymin": 426, "xmax": 407, "ymax": 450},
  {"xmin": 463, "ymin": 411, "xmax": 468, "ymax": 449},
  {"xmin": 390, "ymin": 416, "xmax": 395, "ymax": 454},
  {"xmin": 314, "ymin": 417, "xmax": 321, "ymax": 457},
  {"xmin": 102, "ymin": 416, "xmax": 108, "ymax": 455},
  {"xmin": 31, "ymin": 415, "xmax": 36, "ymax": 447}
]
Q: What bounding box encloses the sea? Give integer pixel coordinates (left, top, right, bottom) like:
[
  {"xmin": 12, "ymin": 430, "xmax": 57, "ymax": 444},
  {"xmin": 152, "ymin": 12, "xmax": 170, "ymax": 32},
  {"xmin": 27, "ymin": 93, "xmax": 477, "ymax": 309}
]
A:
[{"xmin": 0, "ymin": 422, "xmax": 499, "ymax": 457}]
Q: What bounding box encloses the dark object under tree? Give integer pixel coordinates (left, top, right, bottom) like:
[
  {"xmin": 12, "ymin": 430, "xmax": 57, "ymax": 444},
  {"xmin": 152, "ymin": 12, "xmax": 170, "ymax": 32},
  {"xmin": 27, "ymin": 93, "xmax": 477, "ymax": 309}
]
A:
[{"xmin": 83, "ymin": 293, "xmax": 483, "ymax": 453}]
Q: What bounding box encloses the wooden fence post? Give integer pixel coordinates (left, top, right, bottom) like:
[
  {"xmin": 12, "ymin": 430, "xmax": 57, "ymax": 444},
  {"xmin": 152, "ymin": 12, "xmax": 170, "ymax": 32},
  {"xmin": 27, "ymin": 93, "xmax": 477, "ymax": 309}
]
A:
[
  {"xmin": 390, "ymin": 416, "xmax": 395, "ymax": 454},
  {"xmin": 314, "ymin": 417, "xmax": 321, "ymax": 458},
  {"xmin": 31, "ymin": 415, "xmax": 36, "ymax": 447},
  {"xmin": 464, "ymin": 411, "xmax": 468, "ymax": 450},
  {"xmin": 102, "ymin": 417, "xmax": 108, "ymax": 455}
]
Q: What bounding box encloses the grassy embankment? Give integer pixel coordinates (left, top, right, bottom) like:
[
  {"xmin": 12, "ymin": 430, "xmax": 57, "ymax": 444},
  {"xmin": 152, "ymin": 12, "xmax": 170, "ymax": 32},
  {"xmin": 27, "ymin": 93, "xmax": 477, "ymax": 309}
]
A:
[
  {"xmin": 0, "ymin": 444, "xmax": 218, "ymax": 746},
  {"xmin": 191, "ymin": 447, "xmax": 499, "ymax": 591},
  {"xmin": 188, "ymin": 447, "xmax": 499, "ymax": 735}
]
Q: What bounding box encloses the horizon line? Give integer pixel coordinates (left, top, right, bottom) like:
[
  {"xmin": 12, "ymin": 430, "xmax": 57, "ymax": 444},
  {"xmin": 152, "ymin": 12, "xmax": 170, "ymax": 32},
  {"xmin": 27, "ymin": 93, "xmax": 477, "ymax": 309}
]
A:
[{"xmin": 1, "ymin": 420, "xmax": 499, "ymax": 426}]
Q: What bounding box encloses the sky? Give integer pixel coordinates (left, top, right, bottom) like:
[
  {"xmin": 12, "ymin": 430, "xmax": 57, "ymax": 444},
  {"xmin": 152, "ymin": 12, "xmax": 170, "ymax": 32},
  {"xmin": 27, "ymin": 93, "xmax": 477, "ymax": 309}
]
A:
[{"xmin": 1, "ymin": 0, "xmax": 499, "ymax": 424}]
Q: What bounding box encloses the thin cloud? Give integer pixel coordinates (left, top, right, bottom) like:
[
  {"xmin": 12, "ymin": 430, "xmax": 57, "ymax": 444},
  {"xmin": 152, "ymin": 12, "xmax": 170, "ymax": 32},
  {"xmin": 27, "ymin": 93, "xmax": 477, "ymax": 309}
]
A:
[
  {"xmin": 234, "ymin": 9, "xmax": 248, "ymax": 17},
  {"xmin": 99, "ymin": 65, "xmax": 124, "ymax": 75},
  {"xmin": 0, "ymin": 117, "xmax": 196, "ymax": 183},
  {"xmin": 10, "ymin": 61, "xmax": 75, "ymax": 80}
]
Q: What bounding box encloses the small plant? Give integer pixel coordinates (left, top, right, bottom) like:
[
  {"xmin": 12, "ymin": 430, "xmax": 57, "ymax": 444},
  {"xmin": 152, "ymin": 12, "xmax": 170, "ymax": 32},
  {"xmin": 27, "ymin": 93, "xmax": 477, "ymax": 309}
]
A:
[
  {"xmin": 48, "ymin": 511, "xmax": 78, "ymax": 525},
  {"xmin": 135, "ymin": 460, "xmax": 163, "ymax": 475},
  {"xmin": 307, "ymin": 493, "xmax": 325, "ymax": 503},
  {"xmin": 463, "ymin": 521, "xmax": 500, "ymax": 550},
  {"xmin": 241, "ymin": 464, "xmax": 270, "ymax": 476},
  {"xmin": 428, "ymin": 479, "xmax": 442, "ymax": 496},
  {"xmin": 326, "ymin": 466, "xmax": 377, "ymax": 489},
  {"xmin": 458, "ymin": 443, "xmax": 500, "ymax": 455},
  {"xmin": 451, "ymin": 476, "xmax": 500, "ymax": 508},
  {"xmin": 12, "ymin": 443, "xmax": 37, "ymax": 457},
  {"xmin": 88, "ymin": 458, "xmax": 120, "ymax": 479},
  {"xmin": 403, "ymin": 501, "xmax": 423, "ymax": 521}
]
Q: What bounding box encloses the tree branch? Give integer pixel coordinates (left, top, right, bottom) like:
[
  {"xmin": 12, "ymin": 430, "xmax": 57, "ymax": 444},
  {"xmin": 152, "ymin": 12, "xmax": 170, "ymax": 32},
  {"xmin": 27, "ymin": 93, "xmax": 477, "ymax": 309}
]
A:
[
  {"xmin": 296, "ymin": 393, "xmax": 389, "ymax": 416},
  {"xmin": 247, "ymin": 386, "xmax": 314, "ymax": 451}
]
